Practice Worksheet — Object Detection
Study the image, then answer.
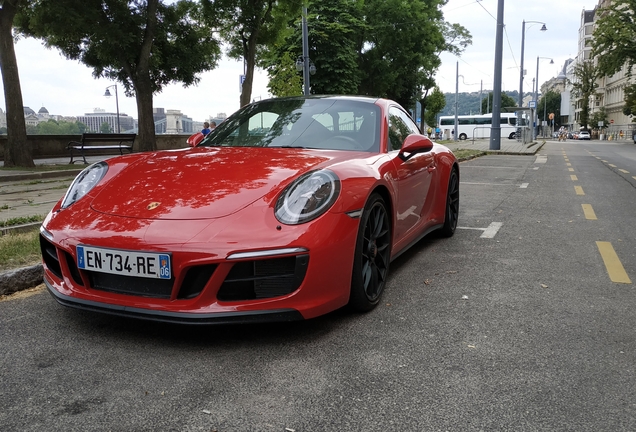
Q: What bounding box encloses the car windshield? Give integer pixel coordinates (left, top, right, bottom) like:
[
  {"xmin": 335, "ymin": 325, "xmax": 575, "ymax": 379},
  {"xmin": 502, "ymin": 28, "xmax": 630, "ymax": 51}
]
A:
[{"xmin": 199, "ymin": 97, "xmax": 381, "ymax": 152}]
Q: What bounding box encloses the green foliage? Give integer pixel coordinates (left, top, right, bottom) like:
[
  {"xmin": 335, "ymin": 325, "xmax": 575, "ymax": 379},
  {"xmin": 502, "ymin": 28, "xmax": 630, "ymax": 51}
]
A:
[
  {"xmin": 592, "ymin": 0, "xmax": 636, "ymax": 78},
  {"xmin": 423, "ymin": 87, "xmax": 446, "ymax": 127},
  {"xmin": 0, "ymin": 230, "xmax": 42, "ymax": 272},
  {"xmin": 266, "ymin": 51, "xmax": 303, "ymax": 97},
  {"xmin": 481, "ymin": 92, "xmax": 517, "ymax": 114},
  {"xmin": 537, "ymin": 90, "xmax": 562, "ymax": 128},
  {"xmin": 23, "ymin": 120, "xmax": 88, "ymax": 135},
  {"xmin": 623, "ymin": 84, "xmax": 636, "ymax": 119},
  {"xmin": 100, "ymin": 122, "xmax": 112, "ymax": 134},
  {"xmin": 590, "ymin": 106, "xmax": 609, "ymax": 129}
]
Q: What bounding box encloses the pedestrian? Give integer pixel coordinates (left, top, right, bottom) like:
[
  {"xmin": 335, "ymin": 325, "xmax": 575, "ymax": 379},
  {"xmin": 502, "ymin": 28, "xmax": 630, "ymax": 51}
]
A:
[
  {"xmin": 201, "ymin": 122, "xmax": 211, "ymax": 136},
  {"xmin": 210, "ymin": 121, "xmax": 217, "ymax": 131}
]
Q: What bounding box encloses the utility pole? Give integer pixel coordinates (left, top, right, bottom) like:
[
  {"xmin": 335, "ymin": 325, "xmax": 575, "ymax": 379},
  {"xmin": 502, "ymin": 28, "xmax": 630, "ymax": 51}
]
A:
[{"xmin": 490, "ymin": 0, "xmax": 504, "ymax": 150}]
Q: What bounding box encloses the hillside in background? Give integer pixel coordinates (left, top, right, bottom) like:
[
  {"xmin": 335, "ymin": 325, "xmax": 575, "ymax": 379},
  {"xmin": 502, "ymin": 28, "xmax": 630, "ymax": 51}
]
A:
[{"xmin": 440, "ymin": 90, "xmax": 521, "ymax": 117}]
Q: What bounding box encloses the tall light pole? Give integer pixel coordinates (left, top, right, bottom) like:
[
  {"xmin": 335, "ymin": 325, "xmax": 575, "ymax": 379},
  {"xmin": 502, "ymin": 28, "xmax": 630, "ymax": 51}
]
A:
[
  {"xmin": 535, "ymin": 56, "xmax": 554, "ymax": 139},
  {"xmin": 104, "ymin": 85, "xmax": 120, "ymax": 133},
  {"xmin": 294, "ymin": 5, "xmax": 316, "ymax": 96},
  {"xmin": 518, "ymin": 20, "xmax": 547, "ymax": 109},
  {"xmin": 490, "ymin": 0, "xmax": 505, "ymax": 150}
]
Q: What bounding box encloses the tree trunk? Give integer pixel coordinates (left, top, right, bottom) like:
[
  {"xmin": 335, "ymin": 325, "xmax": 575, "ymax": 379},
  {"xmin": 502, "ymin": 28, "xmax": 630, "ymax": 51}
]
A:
[
  {"xmin": 133, "ymin": 76, "xmax": 156, "ymax": 153},
  {"xmin": 132, "ymin": 0, "xmax": 158, "ymax": 153},
  {"xmin": 0, "ymin": 0, "xmax": 34, "ymax": 167},
  {"xmin": 239, "ymin": 33, "xmax": 258, "ymax": 108}
]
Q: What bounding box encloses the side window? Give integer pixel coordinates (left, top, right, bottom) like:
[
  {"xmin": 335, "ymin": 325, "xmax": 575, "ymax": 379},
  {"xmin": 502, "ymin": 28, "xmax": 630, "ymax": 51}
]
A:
[{"xmin": 388, "ymin": 107, "xmax": 420, "ymax": 151}]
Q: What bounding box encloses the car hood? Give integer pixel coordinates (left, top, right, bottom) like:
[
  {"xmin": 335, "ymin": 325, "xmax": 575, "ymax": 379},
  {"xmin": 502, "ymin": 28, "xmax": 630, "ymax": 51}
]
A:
[{"xmin": 90, "ymin": 147, "xmax": 355, "ymax": 220}]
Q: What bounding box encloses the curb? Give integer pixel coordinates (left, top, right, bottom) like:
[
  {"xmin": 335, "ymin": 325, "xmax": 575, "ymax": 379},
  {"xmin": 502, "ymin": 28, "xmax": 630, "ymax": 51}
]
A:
[
  {"xmin": 0, "ymin": 263, "xmax": 43, "ymax": 296},
  {"xmin": 0, "ymin": 169, "xmax": 82, "ymax": 182}
]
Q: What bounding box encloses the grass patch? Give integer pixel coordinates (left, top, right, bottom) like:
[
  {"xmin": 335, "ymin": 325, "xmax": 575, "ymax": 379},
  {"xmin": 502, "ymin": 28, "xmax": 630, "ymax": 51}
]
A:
[
  {"xmin": 0, "ymin": 230, "xmax": 41, "ymax": 272},
  {"xmin": 0, "ymin": 164, "xmax": 81, "ymax": 172},
  {"xmin": 453, "ymin": 149, "xmax": 485, "ymax": 160},
  {"xmin": 0, "ymin": 215, "xmax": 45, "ymax": 227}
]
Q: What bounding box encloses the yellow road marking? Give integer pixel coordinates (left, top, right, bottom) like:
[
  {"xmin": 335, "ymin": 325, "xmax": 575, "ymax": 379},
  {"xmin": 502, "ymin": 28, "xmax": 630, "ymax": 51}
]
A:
[
  {"xmin": 582, "ymin": 204, "xmax": 597, "ymax": 220},
  {"xmin": 574, "ymin": 186, "xmax": 584, "ymax": 195},
  {"xmin": 569, "ymin": 168, "xmax": 574, "ymax": 172},
  {"xmin": 633, "ymin": 176, "xmax": 636, "ymax": 181},
  {"xmin": 570, "ymin": 175, "xmax": 578, "ymax": 181},
  {"xmin": 609, "ymin": 164, "xmax": 617, "ymax": 167},
  {"xmin": 602, "ymin": 160, "xmax": 608, "ymax": 163},
  {"xmin": 619, "ymin": 169, "xmax": 629, "ymax": 173},
  {"xmin": 596, "ymin": 242, "xmax": 632, "ymax": 284},
  {"xmin": 566, "ymin": 163, "xmax": 572, "ymax": 166}
]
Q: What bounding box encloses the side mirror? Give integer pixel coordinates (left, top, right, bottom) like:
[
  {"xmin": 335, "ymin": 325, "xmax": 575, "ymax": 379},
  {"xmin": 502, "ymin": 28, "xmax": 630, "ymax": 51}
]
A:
[
  {"xmin": 399, "ymin": 134, "xmax": 434, "ymax": 160},
  {"xmin": 187, "ymin": 132, "xmax": 205, "ymax": 147}
]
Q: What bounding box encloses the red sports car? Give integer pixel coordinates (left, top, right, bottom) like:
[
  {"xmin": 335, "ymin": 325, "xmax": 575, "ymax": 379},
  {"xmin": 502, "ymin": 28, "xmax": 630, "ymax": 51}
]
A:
[{"xmin": 41, "ymin": 96, "xmax": 459, "ymax": 324}]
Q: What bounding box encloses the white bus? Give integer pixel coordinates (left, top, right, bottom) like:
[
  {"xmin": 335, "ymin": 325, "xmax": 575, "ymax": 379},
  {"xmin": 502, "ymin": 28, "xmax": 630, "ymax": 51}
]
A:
[{"xmin": 438, "ymin": 113, "xmax": 525, "ymax": 140}]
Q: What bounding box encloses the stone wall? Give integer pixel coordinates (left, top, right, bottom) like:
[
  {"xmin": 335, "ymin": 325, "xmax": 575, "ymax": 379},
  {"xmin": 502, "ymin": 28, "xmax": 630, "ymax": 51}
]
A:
[{"xmin": 0, "ymin": 134, "xmax": 191, "ymax": 161}]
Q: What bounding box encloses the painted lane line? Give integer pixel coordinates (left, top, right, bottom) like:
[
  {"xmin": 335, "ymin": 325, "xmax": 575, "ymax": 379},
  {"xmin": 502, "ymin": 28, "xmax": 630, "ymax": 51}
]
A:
[
  {"xmin": 609, "ymin": 164, "xmax": 617, "ymax": 168},
  {"xmin": 570, "ymin": 175, "xmax": 578, "ymax": 181},
  {"xmin": 566, "ymin": 163, "xmax": 572, "ymax": 167},
  {"xmin": 481, "ymin": 222, "xmax": 503, "ymax": 238},
  {"xmin": 569, "ymin": 168, "xmax": 574, "ymax": 172},
  {"xmin": 619, "ymin": 169, "xmax": 629, "ymax": 174},
  {"xmin": 574, "ymin": 186, "xmax": 585, "ymax": 195},
  {"xmin": 535, "ymin": 155, "xmax": 547, "ymax": 164},
  {"xmin": 633, "ymin": 176, "xmax": 636, "ymax": 181},
  {"xmin": 596, "ymin": 241, "xmax": 632, "ymax": 284},
  {"xmin": 519, "ymin": 183, "xmax": 529, "ymax": 188},
  {"xmin": 582, "ymin": 204, "xmax": 597, "ymax": 220}
]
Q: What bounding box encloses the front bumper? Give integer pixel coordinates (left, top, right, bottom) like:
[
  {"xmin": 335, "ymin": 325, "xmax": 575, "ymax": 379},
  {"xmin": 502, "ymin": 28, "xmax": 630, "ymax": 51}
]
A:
[{"xmin": 45, "ymin": 279, "xmax": 303, "ymax": 325}]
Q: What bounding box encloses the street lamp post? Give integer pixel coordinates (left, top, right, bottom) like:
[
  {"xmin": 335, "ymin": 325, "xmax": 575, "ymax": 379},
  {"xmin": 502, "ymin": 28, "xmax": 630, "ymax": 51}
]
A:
[
  {"xmin": 534, "ymin": 56, "xmax": 554, "ymax": 139},
  {"xmin": 518, "ymin": 20, "xmax": 547, "ymax": 109},
  {"xmin": 294, "ymin": 5, "xmax": 316, "ymax": 96},
  {"xmin": 104, "ymin": 85, "xmax": 120, "ymax": 133}
]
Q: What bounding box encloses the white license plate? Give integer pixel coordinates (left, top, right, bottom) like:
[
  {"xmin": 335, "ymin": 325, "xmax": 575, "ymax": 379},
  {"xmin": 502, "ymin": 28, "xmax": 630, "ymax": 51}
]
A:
[{"xmin": 76, "ymin": 245, "xmax": 171, "ymax": 279}]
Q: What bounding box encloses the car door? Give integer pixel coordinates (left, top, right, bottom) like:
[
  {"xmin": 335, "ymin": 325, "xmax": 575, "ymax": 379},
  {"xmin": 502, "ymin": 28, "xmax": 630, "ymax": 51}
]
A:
[{"xmin": 388, "ymin": 106, "xmax": 435, "ymax": 240}]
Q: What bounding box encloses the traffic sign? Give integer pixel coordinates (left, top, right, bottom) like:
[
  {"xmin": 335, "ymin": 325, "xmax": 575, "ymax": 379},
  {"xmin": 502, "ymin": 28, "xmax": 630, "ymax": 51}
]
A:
[{"xmin": 528, "ymin": 101, "xmax": 536, "ymax": 108}]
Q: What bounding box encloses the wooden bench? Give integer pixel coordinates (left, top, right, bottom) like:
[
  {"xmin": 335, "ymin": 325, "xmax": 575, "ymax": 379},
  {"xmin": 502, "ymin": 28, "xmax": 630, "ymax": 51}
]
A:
[{"xmin": 67, "ymin": 133, "xmax": 136, "ymax": 164}]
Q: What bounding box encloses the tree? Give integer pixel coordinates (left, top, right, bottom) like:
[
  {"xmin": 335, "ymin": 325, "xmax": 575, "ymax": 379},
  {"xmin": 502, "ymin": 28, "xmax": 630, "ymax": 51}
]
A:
[
  {"xmin": 266, "ymin": 51, "xmax": 302, "ymax": 97},
  {"xmin": 423, "ymin": 86, "xmax": 445, "ymax": 127},
  {"xmin": 481, "ymin": 92, "xmax": 517, "ymax": 114},
  {"xmin": 0, "ymin": 0, "xmax": 34, "ymax": 167},
  {"xmin": 537, "ymin": 90, "xmax": 561, "ymax": 128},
  {"xmin": 262, "ymin": 0, "xmax": 364, "ymax": 97},
  {"xmin": 592, "ymin": 0, "xmax": 636, "ymax": 78},
  {"xmin": 100, "ymin": 122, "xmax": 112, "ymax": 134},
  {"xmin": 590, "ymin": 106, "xmax": 609, "ymax": 132},
  {"xmin": 209, "ymin": 0, "xmax": 300, "ymax": 107},
  {"xmin": 19, "ymin": 0, "xmax": 222, "ymax": 152},
  {"xmin": 359, "ymin": 0, "xmax": 450, "ymax": 109},
  {"xmin": 622, "ymin": 84, "xmax": 636, "ymax": 118},
  {"xmin": 569, "ymin": 61, "xmax": 598, "ymax": 130}
]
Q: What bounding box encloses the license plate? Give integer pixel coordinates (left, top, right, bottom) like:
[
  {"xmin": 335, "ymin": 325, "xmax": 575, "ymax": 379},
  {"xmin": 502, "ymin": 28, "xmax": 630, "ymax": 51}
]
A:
[{"xmin": 76, "ymin": 245, "xmax": 171, "ymax": 279}]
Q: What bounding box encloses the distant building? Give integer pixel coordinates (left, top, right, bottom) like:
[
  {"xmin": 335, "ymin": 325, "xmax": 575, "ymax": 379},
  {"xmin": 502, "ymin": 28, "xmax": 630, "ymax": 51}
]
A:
[{"xmin": 77, "ymin": 108, "xmax": 136, "ymax": 133}]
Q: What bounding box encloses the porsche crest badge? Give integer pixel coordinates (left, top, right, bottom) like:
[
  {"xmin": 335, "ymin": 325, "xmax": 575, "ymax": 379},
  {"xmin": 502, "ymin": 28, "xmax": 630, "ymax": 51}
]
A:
[{"xmin": 147, "ymin": 202, "xmax": 161, "ymax": 210}]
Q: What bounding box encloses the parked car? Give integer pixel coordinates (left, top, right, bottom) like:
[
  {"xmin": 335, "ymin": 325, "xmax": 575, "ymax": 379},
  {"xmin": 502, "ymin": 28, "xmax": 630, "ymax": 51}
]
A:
[
  {"xmin": 578, "ymin": 130, "xmax": 591, "ymax": 140},
  {"xmin": 40, "ymin": 95, "xmax": 460, "ymax": 324}
]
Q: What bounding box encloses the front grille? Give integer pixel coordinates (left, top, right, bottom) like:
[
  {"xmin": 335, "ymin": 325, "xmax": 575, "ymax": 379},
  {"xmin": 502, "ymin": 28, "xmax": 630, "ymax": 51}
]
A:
[
  {"xmin": 64, "ymin": 251, "xmax": 84, "ymax": 286},
  {"xmin": 40, "ymin": 235, "xmax": 62, "ymax": 279},
  {"xmin": 217, "ymin": 254, "xmax": 309, "ymax": 301},
  {"xmin": 87, "ymin": 272, "xmax": 174, "ymax": 299}
]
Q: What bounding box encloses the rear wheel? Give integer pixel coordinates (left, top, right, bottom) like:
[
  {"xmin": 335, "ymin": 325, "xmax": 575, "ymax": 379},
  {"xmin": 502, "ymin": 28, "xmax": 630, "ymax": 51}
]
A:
[
  {"xmin": 439, "ymin": 168, "xmax": 459, "ymax": 237},
  {"xmin": 459, "ymin": 133, "xmax": 467, "ymax": 140},
  {"xmin": 508, "ymin": 132, "xmax": 516, "ymax": 140},
  {"xmin": 349, "ymin": 194, "xmax": 391, "ymax": 312}
]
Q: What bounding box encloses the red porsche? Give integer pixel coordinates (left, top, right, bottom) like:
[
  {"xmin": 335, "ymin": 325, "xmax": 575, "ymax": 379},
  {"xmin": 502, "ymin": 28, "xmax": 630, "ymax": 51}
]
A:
[{"xmin": 40, "ymin": 96, "xmax": 459, "ymax": 324}]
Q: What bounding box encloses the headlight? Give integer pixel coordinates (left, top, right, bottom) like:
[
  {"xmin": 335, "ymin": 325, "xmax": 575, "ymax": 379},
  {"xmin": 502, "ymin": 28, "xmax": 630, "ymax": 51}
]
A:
[
  {"xmin": 275, "ymin": 169, "xmax": 341, "ymax": 225},
  {"xmin": 61, "ymin": 162, "xmax": 108, "ymax": 209}
]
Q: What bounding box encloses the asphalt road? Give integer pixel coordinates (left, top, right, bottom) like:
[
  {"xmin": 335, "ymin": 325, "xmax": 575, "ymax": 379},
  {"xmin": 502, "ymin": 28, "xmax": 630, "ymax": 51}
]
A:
[{"xmin": 1, "ymin": 141, "xmax": 635, "ymax": 431}]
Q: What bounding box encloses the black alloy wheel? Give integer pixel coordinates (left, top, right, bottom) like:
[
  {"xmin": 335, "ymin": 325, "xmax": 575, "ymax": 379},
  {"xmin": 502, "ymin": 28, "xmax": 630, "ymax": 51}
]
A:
[
  {"xmin": 349, "ymin": 193, "xmax": 391, "ymax": 312},
  {"xmin": 439, "ymin": 168, "xmax": 459, "ymax": 237}
]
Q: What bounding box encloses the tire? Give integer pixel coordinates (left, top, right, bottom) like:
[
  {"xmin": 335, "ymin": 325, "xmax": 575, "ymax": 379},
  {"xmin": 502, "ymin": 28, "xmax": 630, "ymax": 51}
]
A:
[
  {"xmin": 508, "ymin": 132, "xmax": 516, "ymax": 140},
  {"xmin": 349, "ymin": 193, "xmax": 391, "ymax": 312},
  {"xmin": 439, "ymin": 168, "xmax": 459, "ymax": 237},
  {"xmin": 459, "ymin": 133, "xmax": 467, "ymax": 140}
]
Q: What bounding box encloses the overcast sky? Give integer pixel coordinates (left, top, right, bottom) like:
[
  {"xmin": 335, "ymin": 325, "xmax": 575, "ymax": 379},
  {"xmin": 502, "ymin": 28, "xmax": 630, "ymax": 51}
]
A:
[{"xmin": 1, "ymin": 0, "xmax": 593, "ymax": 122}]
